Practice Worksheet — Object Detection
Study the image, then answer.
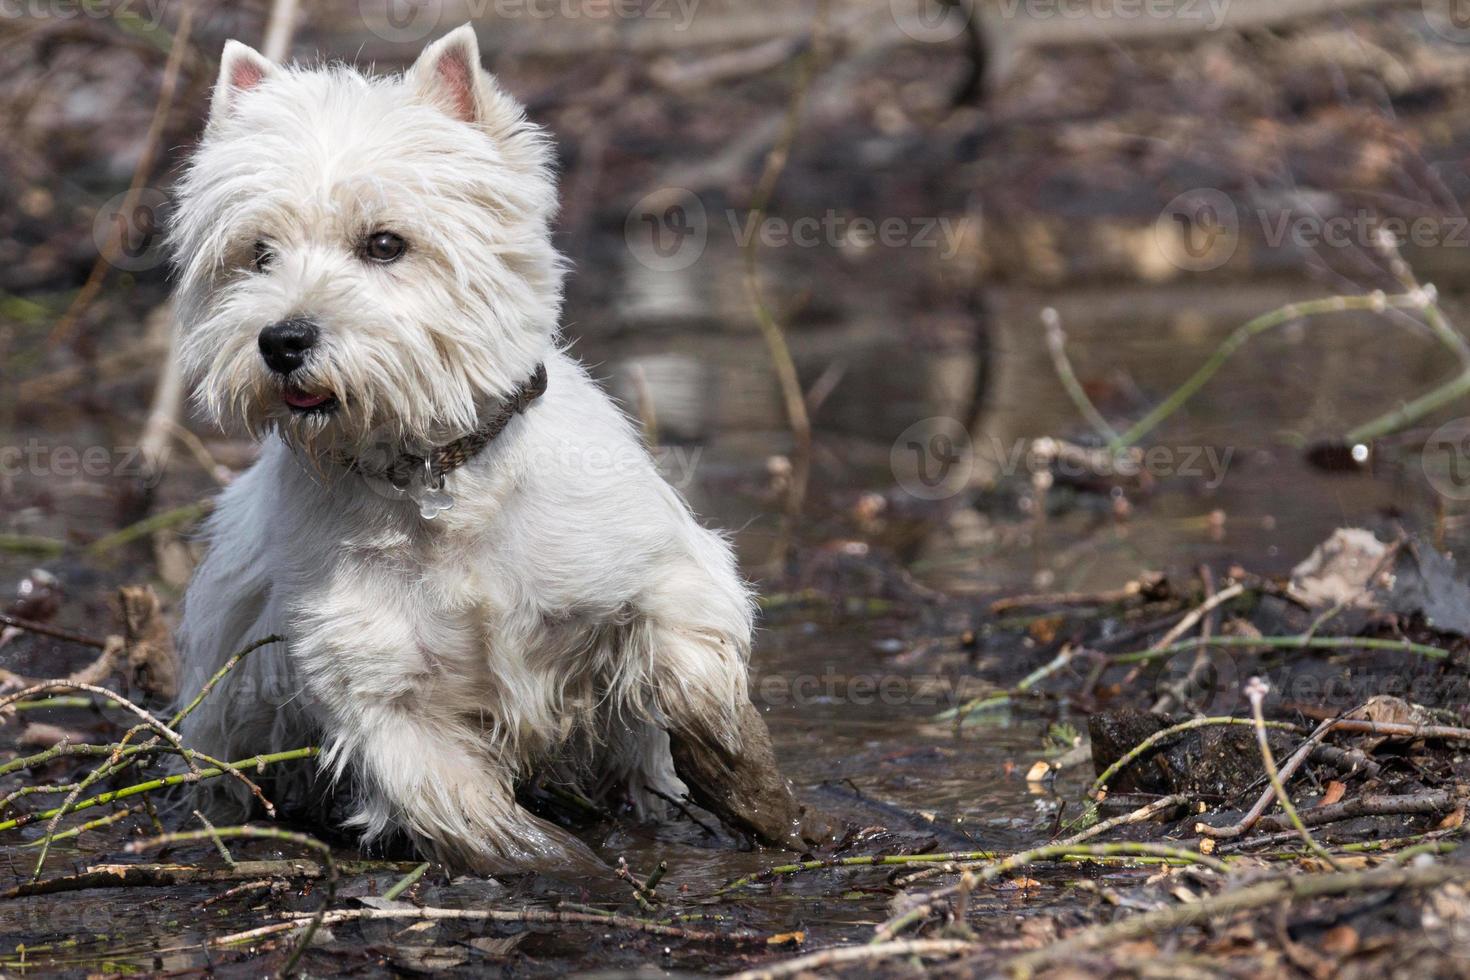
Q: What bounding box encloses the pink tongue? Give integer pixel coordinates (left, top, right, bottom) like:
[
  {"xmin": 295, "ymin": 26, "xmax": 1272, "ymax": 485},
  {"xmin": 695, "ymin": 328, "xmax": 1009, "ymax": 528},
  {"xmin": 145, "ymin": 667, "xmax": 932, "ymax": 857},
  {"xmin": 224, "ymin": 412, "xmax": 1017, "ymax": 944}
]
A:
[{"xmin": 284, "ymin": 388, "xmax": 331, "ymax": 409}]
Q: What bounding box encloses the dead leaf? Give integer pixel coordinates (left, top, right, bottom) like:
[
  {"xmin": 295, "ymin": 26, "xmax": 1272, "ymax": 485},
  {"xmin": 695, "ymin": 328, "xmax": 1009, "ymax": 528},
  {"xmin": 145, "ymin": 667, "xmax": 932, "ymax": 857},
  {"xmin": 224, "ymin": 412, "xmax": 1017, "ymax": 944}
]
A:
[
  {"xmin": 384, "ymin": 946, "xmax": 468, "ymax": 971},
  {"xmin": 118, "ymin": 585, "xmax": 178, "ymax": 700},
  {"xmin": 999, "ymin": 877, "xmax": 1042, "ymax": 891},
  {"xmin": 1438, "ymin": 807, "xmax": 1465, "ymax": 830},
  {"xmin": 767, "ymin": 931, "xmax": 805, "ymax": 946},
  {"xmin": 1028, "ymin": 616, "xmax": 1062, "ymax": 644},
  {"xmin": 1318, "ymin": 781, "xmax": 1347, "ymax": 807},
  {"xmin": 1320, "ymin": 924, "xmax": 1359, "ymax": 955},
  {"xmin": 468, "ymin": 935, "xmax": 525, "ymax": 958}
]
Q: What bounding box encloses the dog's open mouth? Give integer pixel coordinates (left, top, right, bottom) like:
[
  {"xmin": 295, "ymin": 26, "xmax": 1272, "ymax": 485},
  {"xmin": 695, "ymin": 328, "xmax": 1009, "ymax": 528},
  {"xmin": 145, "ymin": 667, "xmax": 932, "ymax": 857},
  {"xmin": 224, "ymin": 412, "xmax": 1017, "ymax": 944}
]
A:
[{"xmin": 284, "ymin": 385, "xmax": 338, "ymax": 414}]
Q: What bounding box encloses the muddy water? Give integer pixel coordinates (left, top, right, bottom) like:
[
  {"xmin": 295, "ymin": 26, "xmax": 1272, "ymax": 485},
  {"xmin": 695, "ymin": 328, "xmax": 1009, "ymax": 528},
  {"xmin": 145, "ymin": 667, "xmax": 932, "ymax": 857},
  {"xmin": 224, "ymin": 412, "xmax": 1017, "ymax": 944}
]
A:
[{"xmin": 0, "ymin": 264, "xmax": 1465, "ymax": 971}]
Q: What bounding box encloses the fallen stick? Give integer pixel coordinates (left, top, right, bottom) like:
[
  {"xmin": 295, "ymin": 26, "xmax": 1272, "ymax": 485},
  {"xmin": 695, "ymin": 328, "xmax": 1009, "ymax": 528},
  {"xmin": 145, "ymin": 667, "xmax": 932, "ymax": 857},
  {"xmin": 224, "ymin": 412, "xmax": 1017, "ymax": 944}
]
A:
[
  {"xmin": 718, "ymin": 850, "xmax": 1001, "ymax": 895},
  {"xmin": 1112, "ymin": 634, "xmax": 1451, "ymax": 664},
  {"xmin": 273, "ymin": 905, "xmax": 766, "ymax": 945},
  {"xmin": 723, "ymin": 939, "xmax": 975, "ymax": 980},
  {"xmin": 1004, "ymin": 862, "xmax": 1468, "ymax": 977},
  {"xmin": 2, "ymin": 860, "xmax": 326, "ymax": 899},
  {"xmin": 130, "ymin": 826, "xmax": 335, "ymax": 977},
  {"xmin": 1199, "ymin": 715, "xmax": 1470, "ymax": 839},
  {"xmin": 1253, "ymin": 790, "xmax": 1459, "ymax": 833},
  {"xmin": 0, "ymin": 614, "xmax": 108, "ymax": 650},
  {"xmin": 872, "ymin": 843, "xmax": 1229, "ymax": 941}
]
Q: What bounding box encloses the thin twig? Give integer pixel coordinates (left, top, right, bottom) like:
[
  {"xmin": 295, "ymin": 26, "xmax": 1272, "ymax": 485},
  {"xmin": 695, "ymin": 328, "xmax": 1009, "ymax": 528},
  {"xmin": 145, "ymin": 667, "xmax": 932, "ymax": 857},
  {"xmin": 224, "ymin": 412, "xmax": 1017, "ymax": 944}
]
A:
[
  {"xmin": 1247, "ymin": 678, "xmax": 1341, "ymax": 870},
  {"xmin": 128, "ymin": 825, "xmax": 334, "ymax": 976},
  {"xmin": 1042, "ymin": 306, "xmax": 1119, "ymax": 443},
  {"xmin": 742, "ymin": 4, "xmax": 829, "ymax": 568},
  {"xmin": 1111, "ymin": 634, "xmax": 1449, "ymax": 664},
  {"xmin": 47, "ymin": 0, "xmax": 196, "ymax": 348},
  {"xmin": 1004, "ymin": 862, "xmax": 1467, "ymax": 976}
]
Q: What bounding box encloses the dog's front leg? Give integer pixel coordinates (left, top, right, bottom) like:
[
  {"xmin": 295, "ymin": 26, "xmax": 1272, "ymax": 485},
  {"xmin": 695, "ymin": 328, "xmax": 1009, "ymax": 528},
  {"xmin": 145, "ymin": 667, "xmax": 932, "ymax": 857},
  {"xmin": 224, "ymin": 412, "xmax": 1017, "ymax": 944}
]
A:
[
  {"xmin": 643, "ymin": 616, "xmax": 832, "ymax": 851},
  {"xmin": 325, "ymin": 703, "xmax": 603, "ymax": 874},
  {"xmin": 294, "ymin": 623, "xmax": 604, "ymax": 875}
]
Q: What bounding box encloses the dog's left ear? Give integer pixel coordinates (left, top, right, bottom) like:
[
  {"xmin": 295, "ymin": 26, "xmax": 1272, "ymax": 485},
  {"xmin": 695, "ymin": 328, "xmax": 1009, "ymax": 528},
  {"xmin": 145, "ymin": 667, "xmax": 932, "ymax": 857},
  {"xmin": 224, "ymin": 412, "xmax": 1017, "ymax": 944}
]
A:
[{"xmin": 409, "ymin": 24, "xmax": 486, "ymax": 124}]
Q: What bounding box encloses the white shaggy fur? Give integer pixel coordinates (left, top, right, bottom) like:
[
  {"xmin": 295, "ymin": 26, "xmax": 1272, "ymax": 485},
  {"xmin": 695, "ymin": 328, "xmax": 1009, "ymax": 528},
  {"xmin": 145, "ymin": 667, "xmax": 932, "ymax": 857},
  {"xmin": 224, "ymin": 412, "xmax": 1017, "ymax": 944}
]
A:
[{"xmin": 172, "ymin": 25, "xmax": 756, "ymax": 872}]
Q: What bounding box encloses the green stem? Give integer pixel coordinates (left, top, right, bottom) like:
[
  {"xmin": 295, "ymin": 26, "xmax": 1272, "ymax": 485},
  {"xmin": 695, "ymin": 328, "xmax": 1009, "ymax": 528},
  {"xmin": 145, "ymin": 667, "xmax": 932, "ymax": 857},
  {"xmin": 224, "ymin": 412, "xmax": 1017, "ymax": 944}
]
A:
[
  {"xmin": 1110, "ymin": 292, "xmax": 1424, "ymax": 450},
  {"xmin": 87, "ymin": 499, "xmax": 212, "ymax": 556},
  {"xmin": 383, "ymin": 861, "xmax": 430, "ymax": 901},
  {"xmin": 0, "ymin": 748, "xmax": 319, "ymax": 833},
  {"xmin": 1249, "ymin": 682, "xmax": 1341, "ymax": 871},
  {"xmin": 1346, "ymin": 367, "xmax": 1470, "ymax": 443},
  {"xmin": 0, "ymin": 535, "xmax": 66, "ymax": 558}
]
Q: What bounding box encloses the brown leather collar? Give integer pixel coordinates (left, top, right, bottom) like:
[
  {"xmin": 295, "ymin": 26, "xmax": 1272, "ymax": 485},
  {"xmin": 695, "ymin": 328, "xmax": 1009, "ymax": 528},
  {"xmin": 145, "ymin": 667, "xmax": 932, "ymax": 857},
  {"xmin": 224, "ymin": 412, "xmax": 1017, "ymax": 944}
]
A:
[{"xmin": 343, "ymin": 362, "xmax": 547, "ymax": 489}]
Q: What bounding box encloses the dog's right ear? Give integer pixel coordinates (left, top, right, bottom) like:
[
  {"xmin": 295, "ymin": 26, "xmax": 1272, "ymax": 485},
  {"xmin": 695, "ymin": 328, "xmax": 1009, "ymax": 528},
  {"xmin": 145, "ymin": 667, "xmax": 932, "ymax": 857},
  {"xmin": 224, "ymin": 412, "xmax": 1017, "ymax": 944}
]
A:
[{"xmin": 209, "ymin": 40, "xmax": 278, "ymax": 127}]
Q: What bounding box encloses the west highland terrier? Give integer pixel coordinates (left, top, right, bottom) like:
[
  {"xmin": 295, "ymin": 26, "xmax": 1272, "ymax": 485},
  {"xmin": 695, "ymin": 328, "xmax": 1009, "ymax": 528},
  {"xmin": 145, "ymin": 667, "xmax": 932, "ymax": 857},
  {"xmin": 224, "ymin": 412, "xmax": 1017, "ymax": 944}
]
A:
[{"xmin": 171, "ymin": 24, "xmax": 820, "ymax": 873}]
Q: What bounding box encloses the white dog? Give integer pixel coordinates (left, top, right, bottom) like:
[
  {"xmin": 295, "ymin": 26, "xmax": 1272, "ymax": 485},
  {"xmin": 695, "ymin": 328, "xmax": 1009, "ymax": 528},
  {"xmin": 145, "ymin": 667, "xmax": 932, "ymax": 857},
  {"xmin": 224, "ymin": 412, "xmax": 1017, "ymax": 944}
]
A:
[{"xmin": 171, "ymin": 24, "xmax": 817, "ymax": 872}]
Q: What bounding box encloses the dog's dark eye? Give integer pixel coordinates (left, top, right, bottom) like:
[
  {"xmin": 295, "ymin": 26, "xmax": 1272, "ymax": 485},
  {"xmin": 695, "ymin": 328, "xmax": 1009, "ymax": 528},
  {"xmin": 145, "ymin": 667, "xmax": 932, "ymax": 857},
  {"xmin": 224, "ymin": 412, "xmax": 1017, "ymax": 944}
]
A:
[
  {"xmin": 363, "ymin": 231, "xmax": 408, "ymax": 264},
  {"xmin": 252, "ymin": 240, "xmax": 275, "ymax": 272}
]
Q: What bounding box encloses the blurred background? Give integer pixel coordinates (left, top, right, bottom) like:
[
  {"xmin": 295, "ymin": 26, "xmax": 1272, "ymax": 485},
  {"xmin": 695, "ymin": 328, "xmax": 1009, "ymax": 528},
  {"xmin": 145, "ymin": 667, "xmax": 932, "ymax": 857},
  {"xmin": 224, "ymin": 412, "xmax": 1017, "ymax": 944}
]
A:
[
  {"xmin": 7, "ymin": 0, "xmax": 1470, "ymax": 969},
  {"xmin": 8, "ymin": 0, "xmax": 1470, "ymax": 608}
]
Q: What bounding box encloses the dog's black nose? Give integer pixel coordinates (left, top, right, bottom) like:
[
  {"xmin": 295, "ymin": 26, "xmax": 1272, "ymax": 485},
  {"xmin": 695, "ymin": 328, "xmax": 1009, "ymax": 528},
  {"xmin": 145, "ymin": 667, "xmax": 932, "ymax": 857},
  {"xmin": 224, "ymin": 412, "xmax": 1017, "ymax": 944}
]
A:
[{"xmin": 258, "ymin": 318, "xmax": 319, "ymax": 375}]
